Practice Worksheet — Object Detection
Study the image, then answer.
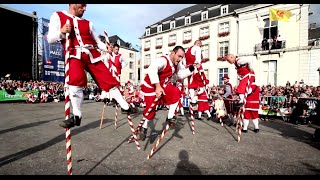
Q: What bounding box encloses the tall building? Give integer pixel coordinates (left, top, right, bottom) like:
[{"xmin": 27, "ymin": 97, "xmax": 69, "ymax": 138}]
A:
[
  {"xmin": 140, "ymin": 4, "xmax": 320, "ymax": 87},
  {"xmin": 100, "ymin": 35, "xmax": 140, "ymax": 86}
]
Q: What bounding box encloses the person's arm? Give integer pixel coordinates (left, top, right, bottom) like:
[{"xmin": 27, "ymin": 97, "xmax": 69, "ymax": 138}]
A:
[
  {"xmin": 192, "ymin": 46, "xmax": 202, "ymax": 64},
  {"xmin": 89, "ymin": 22, "xmax": 107, "ymax": 51},
  {"xmin": 148, "ymin": 57, "xmax": 167, "ymax": 84},
  {"xmin": 176, "ymin": 61, "xmax": 194, "ymax": 79},
  {"xmin": 197, "ymin": 87, "xmax": 204, "ymax": 95},
  {"xmin": 47, "ymin": 12, "xmax": 66, "ymax": 43},
  {"xmin": 120, "ymin": 55, "xmax": 128, "ymax": 69}
]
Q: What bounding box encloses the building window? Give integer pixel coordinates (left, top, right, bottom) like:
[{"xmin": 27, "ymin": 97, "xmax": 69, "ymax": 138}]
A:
[
  {"xmin": 168, "ymin": 34, "xmax": 176, "ymax": 46},
  {"xmin": 263, "ymin": 18, "xmax": 278, "ymax": 40},
  {"xmin": 218, "ymin": 68, "xmax": 228, "ymax": 85},
  {"xmin": 221, "ymin": 5, "xmax": 228, "ymax": 15},
  {"xmin": 145, "ymin": 40, "xmax": 151, "ymax": 48},
  {"xmin": 201, "ymin": 44, "xmax": 209, "ymax": 61},
  {"xmin": 145, "ymin": 54, "xmax": 151, "ymax": 66},
  {"xmin": 199, "ymin": 26, "xmax": 209, "ymax": 39},
  {"xmin": 183, "ymin": 30, "xmax": 192, "ymax": 44},
  {"xmin": 129, "ymin": 53, "xmax": 134, "ymax": 59},
  {"xmin": 117, "ymin": 39, "xmax": 120, "ymax": 45},
  {"xmin": 129, "ymin": 72, "xmax": 134, "ymax": 80},
  {"xmin": 156, "ymin": 52, "xmax": 162, "ymax": 58},
  {"xmin": 218, "ymin": 41, "xmax": 229, "ymax": 58},
  {"xmin": 156, "ymin": 38, "xmax": 163, "ymax": 49},
  {"xmin": 129, "ymin": 62, "xmax": 134, "ymax": 69},
  {"xmin": 185, "ymin": 16, "xmax": 191, "ymax": 25},
  {"xmin": 262, "ymin": 60, "xmax": 277, "ymax": 86},
  {"xmin": 170, "ymin": 21, "xmax": 175, "ymax": 29},
  {"xmin": 201, "ymin": 11, "xmax": 208, "ymax": 20},
  {"xmin": 219, "ymin": 22, "xmax": 229, "ymax": 33},
  {"xmin": 157, "ymin": 24, "xmax": 162, "ymax": 33},
  {"xmin": 146, "ymin": 28, "xmax": 150, "ymax": 36}
]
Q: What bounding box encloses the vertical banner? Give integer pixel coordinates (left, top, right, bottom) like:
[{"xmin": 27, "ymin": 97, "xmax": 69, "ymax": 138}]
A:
[{"xmin": 42, "ymin": 18, "xmax": 65, "ymax": 82}]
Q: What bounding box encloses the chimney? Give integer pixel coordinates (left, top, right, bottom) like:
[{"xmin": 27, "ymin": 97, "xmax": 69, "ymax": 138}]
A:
[{"xmin": 310, "ymin": 23, "xmax": 316, "ymax": 29}]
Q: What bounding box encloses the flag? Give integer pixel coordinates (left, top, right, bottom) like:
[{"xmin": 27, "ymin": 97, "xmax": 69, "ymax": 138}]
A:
[{"xmin": 269, "ymin": 8, "xmax": 292, "ymax": 22}]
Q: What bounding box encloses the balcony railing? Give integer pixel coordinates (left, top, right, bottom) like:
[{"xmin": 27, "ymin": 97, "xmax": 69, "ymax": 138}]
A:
[{"xmin": 255, "ymin": 40, "xmax": 286, "ymax": 52}]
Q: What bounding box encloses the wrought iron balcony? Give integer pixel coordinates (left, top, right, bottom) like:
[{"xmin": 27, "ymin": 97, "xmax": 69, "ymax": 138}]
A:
[{"xmin": 255, "ymin": 40, "xmax": 286, "ymax": 53}]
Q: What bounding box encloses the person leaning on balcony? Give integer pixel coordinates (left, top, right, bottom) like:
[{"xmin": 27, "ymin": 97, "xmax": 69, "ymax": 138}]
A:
[
  {"xmin": 261, "ymin": 38, "xmax": 268, "ymax": 50},
  {"xmin": 184, "ymin": 40, "xmax": 208, "ymax": 105},
  {"xmin": 225, "ymin": 54, "xmax": 255, "ymax": 106}
]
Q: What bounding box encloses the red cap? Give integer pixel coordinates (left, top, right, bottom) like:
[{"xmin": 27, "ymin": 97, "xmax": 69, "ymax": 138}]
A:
[
  {"xmin": 222, "ymin": 75, "xmax": 229, "ymax": 79},
  {"xmin": 127, "ymin": 81, "xmax": 131, "ymax": 84}
]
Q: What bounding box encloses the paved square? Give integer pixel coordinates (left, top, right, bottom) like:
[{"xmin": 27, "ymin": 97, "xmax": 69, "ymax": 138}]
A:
[{"xmin": 0, "ymin": 101, "xmax": 319, "ymax": 175}]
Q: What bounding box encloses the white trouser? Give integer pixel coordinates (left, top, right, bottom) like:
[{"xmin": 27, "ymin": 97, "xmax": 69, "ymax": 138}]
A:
[{"xmin": 69, "ymin": 85, "xmax": 84, "ymax": 118}]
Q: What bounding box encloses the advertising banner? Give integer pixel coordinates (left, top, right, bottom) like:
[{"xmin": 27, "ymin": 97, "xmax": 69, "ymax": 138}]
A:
[
  {"xmin": 42, "ymin": 18, "xmax": 65, "ymax": 82},
  {"xmin": 0, "ymin": 90, "xmax": 39, "ymax": 102}
]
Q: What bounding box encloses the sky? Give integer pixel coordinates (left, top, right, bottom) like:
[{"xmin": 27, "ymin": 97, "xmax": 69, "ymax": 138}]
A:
[
  {"xmin": 3, "ymin": 4, "xmax": 193, "ymax": 51},
  {"xmin": 3, "ymin": 4, "xmax": 320, "ymax": 51}
]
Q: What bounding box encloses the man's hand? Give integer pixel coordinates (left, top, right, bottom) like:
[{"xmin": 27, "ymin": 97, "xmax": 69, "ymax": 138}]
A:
[
  {"xmin": 60, "ymin": 23, "xmax": 72, "ymax": 34},
  {"xmin": 155, "ymin": 84, "xmax": 165, "ymax": 98},
  {"xmin": 195, "ymin": 63, "xmax": 201, "ymax": 69}
]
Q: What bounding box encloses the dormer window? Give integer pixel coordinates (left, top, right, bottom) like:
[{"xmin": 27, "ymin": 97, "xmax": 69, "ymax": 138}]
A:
[
  {"xmin": 221, "ymin": 5, "xmax": 228, "ymax": 15},
  {"xmin": 117, "ymin": 39, "xmax": 120, "ymax": 45},
  {"xmin": 185, "ymin": 16, "xmax": 191, "ymax": 25},
  {"xmin": 146, "ymin": 28, "xmax": 150, "ymax": 36},
  {"xmin": 201, "ymin": 11, "xmax": 208, "ymax": 20},
  {"xmin": 157, "ymin": 24, "xmax": 162, "ymax": 33},
  {"xmin": 170, "ymin": 21, "xmax": 175, "ymax": 29}
]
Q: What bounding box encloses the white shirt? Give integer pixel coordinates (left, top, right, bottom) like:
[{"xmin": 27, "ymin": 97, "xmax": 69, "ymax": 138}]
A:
[
  {"xmin": 47, "ymin": 11, "xmax": 106, "ymax": 51},
  {"xmin": 148, "ymin": 55, "xmax": 193, "ymax": 84},
  {"xmin": 236, "ymin": 58, "xmax": 253, "ymax": 71},
  {"xmin": 190, "ymin": 46, "xmax": 202, "ymax": 64},
  {"xmin": 223, "ymin": 85, "xmax": 232, "ymax": 98}
]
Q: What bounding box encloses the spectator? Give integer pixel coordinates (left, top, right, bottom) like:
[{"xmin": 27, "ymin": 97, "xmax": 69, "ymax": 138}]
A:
[
  {"xmin": 27, "ymin": 92, "xmax": 38, "ymax": 103},
  {"xmin": 40, "ymin": 91, "xmax": 49, "ymax": 103}
]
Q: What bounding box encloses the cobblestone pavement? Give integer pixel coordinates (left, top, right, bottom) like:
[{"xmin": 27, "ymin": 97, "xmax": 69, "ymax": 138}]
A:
[{"xmin": 0, "ymin": 100, "xmax": 319, "ymax": 175}]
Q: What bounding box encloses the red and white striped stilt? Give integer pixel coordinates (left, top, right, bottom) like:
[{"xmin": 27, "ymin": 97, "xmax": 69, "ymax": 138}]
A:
[
  {"xmin": 64, "ymin": 19, "xmax": 72, "ymax": 175},
  {"xmin": 237, "ymin": 74, "xmax": 252, "ymax": 142},
  {"xmin": 189, "ymin": 101, "xmax": 195, "ymax": 135},
  {"xmin": 114, "ymin": 104, "xmax": 118, "ymax": 129},
  {"xmin": 127, "ymin": 97, "xmax": 159, "ymax": 143},
  {"xmin": 147, "ymin": 101, "xmax": 180, "ymax": 159},
  {"xmin": 127, "ymin": 118, "xmax": 146, "ymax": 143},
  {"xmin": 127, "ymin": 113, "xmax": 141, "ymax": 150},
  {"xmin": 100, "ymin": 103, "xmax": 106, "ymax": 129},
  {"xmin": 147, "ymin": 123, "xmax": 171, "ymax": 159}
]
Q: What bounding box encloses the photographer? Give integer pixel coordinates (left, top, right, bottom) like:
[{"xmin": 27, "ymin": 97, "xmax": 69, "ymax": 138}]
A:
[{"xmin": 288, "ymin": 95, "xmax": 309, "ymax": 125}]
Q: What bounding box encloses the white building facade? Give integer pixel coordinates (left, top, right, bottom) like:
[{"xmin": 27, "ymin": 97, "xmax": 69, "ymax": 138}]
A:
[
  {"xmin": 117, "ymin": 47, "xmax": 140, "ymax": 86},
  {"xmin": 140, "ymin": 4, "xmax": 320, "ymax": 87}
]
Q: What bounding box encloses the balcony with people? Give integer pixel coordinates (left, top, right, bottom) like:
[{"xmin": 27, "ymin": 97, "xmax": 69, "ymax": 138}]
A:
[
  {"xmin": 255, "ymin": 35, "xmax": 286, "ymax": 54},
  {"xmin": 255, "ymin": 18, "xmax": 286, "ymax": 54}
]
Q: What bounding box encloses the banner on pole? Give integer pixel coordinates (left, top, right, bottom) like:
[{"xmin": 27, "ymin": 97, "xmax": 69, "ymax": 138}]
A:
[{"xmin": 42, "ymin": 18, "xmax": 65, "ymax": 82}]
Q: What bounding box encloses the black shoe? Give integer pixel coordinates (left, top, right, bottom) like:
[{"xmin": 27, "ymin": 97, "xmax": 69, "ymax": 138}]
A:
[
  {"xmin": 74, "ymin": 116, "xmax": 81, "ymax": 126},
  {"xmin": 166, "ymin": 117, "xmax": 178, "ymax": 126},
  {"xmin": 241, "ymin": 129, "xmax": 248, "ymax": 133},
  {"xmin": 139, "ymin": 127, "xmax": 147, "ymax": 141},
  {"xmin": 254, "ymin": 129, "xmax": 260, "ymax": 133},
  {"xmin": 196, "ymin": 117, "xmax": 202, "ymax": 120},
  {"xmin": 207, "ymin": 116, "xmax": 212, "ymax": 121},
  {"xmin": 60, "ymin": 116, "xmax": 80, "ymax": 128},
  {"xmin": 103, "ymin": 98, "xmax": 110, "ymax": 104},
  {"xmin": 121, "ymin": 107, "xmax": 136, "ymax": 114}
]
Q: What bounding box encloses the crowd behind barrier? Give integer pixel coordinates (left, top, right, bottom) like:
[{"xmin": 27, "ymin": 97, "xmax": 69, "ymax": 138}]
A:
[{"xmin": 1, "ymin": 79, "xmax": 320, "ymax": 125}]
